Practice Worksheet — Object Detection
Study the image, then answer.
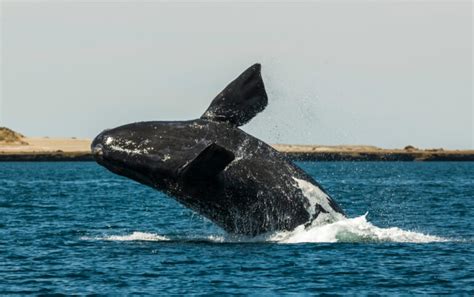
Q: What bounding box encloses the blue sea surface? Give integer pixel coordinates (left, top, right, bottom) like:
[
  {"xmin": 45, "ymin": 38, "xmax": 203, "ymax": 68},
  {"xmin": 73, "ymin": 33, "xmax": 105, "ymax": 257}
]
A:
[{"xmin": 1, "ymin": 162, "xmax": 473, "ymax": 295}]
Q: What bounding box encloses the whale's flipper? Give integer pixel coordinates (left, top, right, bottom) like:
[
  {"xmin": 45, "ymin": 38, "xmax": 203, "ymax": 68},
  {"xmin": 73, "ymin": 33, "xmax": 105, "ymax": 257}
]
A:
[
  {"xmin": 201, "ymin": 63, "xmax": 268, "ymax": 127},
  {"xmin": 178, "ymin": 143, "xmax": 235, "ymax": 182}
]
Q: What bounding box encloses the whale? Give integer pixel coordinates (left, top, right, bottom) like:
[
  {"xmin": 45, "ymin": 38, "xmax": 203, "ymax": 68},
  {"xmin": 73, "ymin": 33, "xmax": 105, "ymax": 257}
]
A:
[{"xmin": 91, "ymin": 63, "xmax": 345, "ymax": 236}]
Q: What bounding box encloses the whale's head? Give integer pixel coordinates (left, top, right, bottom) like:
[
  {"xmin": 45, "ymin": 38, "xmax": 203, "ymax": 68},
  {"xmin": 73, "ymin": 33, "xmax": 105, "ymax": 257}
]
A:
[
  {"xmin": 92, "ymin": 63, "xmax": 266, "ymax": 190},
  {"xmin": 91, "ymin": 121, "xmax": 213, "ymax": 189}
]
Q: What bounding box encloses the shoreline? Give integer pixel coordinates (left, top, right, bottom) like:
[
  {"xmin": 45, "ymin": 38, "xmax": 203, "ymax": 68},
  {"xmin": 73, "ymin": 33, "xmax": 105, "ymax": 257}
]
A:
[
  {"xmin": 0, "ymin": 138, "xmax": 473, "ymax": 162},
  {"xmin": 1, "ymin": 152, "xmax": 473, "ymax": 162}
]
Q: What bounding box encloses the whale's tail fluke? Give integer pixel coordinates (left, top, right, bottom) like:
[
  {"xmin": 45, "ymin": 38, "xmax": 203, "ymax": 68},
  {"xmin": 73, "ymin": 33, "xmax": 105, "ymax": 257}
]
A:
[{"xmin": 201, "ymin": 63, "xmax": 268, "ymax": 127}]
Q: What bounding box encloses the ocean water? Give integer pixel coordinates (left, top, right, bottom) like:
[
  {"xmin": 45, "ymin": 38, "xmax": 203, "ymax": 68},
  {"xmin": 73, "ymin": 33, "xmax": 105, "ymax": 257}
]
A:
[{"xmin": 1, "ymin": 161, "xmax": 473, "ymax": 295}]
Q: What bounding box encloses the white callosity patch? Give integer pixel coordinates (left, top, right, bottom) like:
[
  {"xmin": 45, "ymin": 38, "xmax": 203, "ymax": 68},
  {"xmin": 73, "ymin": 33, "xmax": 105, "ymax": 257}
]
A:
[
  {"xmin": 292, "ymin": 177, "xmax": 345, "ymax": 224},
  {"xmin": 105, "ymin": 137, "xmax": 172, "ymax": 161},
  {"xmin": 105, "ymin": 136, "xmax": 153, "ymax": 156}
]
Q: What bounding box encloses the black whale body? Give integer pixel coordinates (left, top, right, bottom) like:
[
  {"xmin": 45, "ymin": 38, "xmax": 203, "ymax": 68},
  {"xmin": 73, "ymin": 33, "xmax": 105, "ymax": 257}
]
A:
[{"xmin": 92, "ymin": 64, "xmax": 345, "ymax": 236}]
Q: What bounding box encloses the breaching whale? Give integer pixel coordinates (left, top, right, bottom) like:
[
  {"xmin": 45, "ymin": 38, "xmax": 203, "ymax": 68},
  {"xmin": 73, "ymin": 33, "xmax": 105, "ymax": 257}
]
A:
[{"xmin": 91, "ymin": 64, "xmax": 345, "ymax": 236}]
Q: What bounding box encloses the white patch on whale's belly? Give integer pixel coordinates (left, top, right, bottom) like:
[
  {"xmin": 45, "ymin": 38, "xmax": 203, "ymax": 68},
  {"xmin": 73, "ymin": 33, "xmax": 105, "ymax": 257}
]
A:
[{"xmin": 292, "ymin": 177, "xmax": 345, "ymax": 225}]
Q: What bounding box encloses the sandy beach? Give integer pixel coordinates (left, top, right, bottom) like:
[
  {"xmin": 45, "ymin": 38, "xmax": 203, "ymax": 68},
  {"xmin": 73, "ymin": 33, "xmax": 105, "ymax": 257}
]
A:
[
  {"xmin": 0, "ymin": 128, "xmax": 92, "ymax": 161},
  {"xmin": 272, "ymin": 144, "xmax": 474, "ymax": 161},
  {"xmin": 0, "ymin": 137, "xmax": 91, "ymax": 154}
]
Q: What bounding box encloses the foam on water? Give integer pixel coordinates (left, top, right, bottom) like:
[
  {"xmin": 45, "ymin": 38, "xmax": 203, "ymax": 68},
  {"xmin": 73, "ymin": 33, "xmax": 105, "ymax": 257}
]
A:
[
  {"xmin": 267, "ymin": 214, "xmax": 448, "ymax": 243},
  {"xmin": 82, "ymin": 231, "xmax": 170, "ymax": 242},
  {"xmin": 85, "ymin": 216, "xmax": 447, "ymax": 244}
]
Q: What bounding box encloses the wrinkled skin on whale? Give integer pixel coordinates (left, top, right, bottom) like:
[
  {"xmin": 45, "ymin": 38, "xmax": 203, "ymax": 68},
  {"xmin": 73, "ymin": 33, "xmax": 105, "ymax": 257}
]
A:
[{"xmin": 92, "ymin": 64, "xmax": 345, "ymax": 236}]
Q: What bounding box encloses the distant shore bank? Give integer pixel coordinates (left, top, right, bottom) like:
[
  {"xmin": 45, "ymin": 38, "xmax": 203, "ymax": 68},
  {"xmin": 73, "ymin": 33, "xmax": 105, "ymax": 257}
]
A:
[{"xmin": 1, "ymin": 136, "xmax": 473, "ymax": 162}]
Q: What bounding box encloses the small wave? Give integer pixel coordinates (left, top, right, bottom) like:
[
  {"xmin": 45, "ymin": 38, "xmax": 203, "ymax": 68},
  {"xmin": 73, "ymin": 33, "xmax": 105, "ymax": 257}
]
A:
[
  {"xmin": 267, "ymin": 214, "xmax": 448, "ymax": 243},
  {"xmin": 82, "ymin": 231, "xmax": 170, "ymax": 242}
]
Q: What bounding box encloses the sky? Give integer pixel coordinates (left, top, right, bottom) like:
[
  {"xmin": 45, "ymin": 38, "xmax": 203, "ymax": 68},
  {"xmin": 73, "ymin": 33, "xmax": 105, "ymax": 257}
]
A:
[{"xmin": 1, "ymin": 1, "xmax": 472, "ymax": 149}]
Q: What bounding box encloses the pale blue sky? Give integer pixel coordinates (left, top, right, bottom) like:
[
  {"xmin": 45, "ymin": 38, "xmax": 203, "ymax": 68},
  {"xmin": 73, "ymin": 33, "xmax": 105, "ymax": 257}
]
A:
[{"xmin": 1, "ymin": 1, "xmax": 472, "ymax": 149}]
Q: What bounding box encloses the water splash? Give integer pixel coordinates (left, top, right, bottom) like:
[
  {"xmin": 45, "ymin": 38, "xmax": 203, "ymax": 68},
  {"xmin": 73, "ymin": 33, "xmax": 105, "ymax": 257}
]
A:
[
  {"xmin": 267, "ymin": 214, "xmax": 448, "ymax": 243},
  {"xmin": 85, "ymin": 216, "xmax": 447, "ymax": 244},
  {"xmin": 281, "ymin": 176, "xmax": 447, "ymax": 243}
]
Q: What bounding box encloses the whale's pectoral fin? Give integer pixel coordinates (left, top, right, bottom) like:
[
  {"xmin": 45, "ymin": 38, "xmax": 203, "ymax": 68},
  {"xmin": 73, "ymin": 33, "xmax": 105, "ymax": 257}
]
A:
[
  {"xmin": 178, "ymin": 143, "xmax": 235, "ymax": 183},
  {"xmin": 201, "ymin": 63, "xmax": 268, "ymax": 127}
]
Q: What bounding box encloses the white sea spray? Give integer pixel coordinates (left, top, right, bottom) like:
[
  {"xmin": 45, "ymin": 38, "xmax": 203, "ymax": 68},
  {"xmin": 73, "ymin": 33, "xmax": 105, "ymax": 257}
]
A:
[{"xmin": 267, "ymin": 214, "xmax": 448, "ymax": 243}]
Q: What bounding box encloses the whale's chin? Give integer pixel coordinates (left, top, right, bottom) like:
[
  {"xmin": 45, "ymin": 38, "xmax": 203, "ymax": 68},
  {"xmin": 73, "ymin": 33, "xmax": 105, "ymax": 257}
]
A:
[{"xmin": 94, "ymin": 154, "xmax": 143, "ymax": 184}]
